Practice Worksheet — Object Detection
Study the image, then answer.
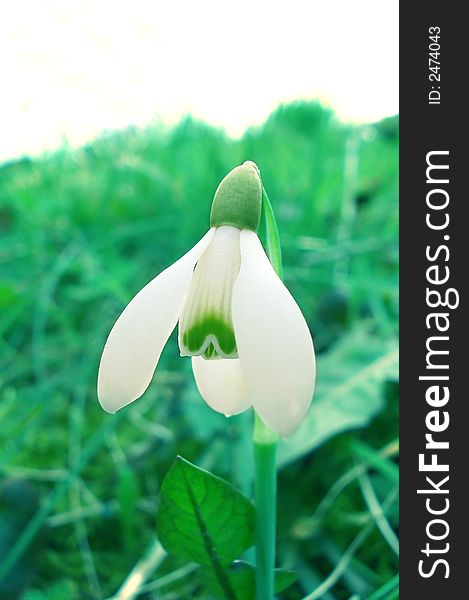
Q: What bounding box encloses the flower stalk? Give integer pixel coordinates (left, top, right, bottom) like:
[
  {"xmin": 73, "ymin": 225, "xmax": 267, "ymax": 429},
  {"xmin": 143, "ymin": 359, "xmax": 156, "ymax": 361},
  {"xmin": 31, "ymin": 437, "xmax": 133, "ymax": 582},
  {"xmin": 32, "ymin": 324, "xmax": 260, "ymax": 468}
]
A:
[
  {"xmin": 254, "ymin": 185, "xmax": 282, "ymax": 600},
  {"xmin": 254, "ymin": 414, "xmax": 278, "ymax": 600}
]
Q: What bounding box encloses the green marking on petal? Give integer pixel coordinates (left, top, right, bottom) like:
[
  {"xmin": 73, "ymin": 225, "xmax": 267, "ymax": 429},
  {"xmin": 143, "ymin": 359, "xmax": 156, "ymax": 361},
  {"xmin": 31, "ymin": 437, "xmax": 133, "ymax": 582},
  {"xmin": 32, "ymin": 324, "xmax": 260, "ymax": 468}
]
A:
[
  {"xmin": 203, "ymin": 344, "xmax": 217, "ymax": 359},
  {"xmin": 182, "ymin": 313, "xmax": 237, "ymax": 359}
]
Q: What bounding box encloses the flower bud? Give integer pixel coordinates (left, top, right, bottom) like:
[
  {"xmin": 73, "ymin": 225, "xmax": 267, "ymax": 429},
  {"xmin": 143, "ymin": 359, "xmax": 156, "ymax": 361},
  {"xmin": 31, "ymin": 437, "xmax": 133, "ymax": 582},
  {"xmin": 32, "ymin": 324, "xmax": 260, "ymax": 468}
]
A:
[{"xmin": 210, "ymin": 161, "xmax": 262, "ymax": 232}]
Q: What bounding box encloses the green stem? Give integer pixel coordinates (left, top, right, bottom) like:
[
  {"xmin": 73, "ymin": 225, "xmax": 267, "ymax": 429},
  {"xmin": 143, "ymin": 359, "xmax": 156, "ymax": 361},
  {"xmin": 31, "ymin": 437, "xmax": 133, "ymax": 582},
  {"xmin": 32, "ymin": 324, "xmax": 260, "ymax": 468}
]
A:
[
  {"xmin": 254, "ymin": 415, "xmax": 278, "ymax": 600},
  {"xmin": 253, "ymin": 184, "xmax": 282, "ymax": 600}
]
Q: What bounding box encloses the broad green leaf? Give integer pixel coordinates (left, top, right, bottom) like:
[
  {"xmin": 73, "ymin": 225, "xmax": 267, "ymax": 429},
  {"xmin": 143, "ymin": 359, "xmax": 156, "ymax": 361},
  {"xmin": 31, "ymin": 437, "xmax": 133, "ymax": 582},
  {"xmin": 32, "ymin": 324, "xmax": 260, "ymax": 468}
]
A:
[
  {"xmin": 156, "ymin": 457, "xmax": 255, "ymax": 568},
  {"xmin": 279, "ymin": 328, "xmax": 398, "ymax": 467},
  {"xmin": 204, "ymin": 561, "xmax": 297, "ymax": 600}
]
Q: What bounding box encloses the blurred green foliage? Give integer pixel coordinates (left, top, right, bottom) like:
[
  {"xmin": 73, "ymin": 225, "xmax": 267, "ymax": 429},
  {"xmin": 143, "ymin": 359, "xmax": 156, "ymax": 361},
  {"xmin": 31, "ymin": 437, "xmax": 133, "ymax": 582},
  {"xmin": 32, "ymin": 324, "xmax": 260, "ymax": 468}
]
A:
[{"xmin": 0, "ymin": 102, "xmax": 398, "ymax": 599}]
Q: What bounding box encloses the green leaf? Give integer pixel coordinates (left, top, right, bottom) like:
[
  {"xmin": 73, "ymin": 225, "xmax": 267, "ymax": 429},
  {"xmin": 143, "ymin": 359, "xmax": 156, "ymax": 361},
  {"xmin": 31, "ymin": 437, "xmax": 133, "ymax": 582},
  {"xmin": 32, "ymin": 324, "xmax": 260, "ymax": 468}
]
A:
[
  {"xmin": 279, "ymin": 328, "xmax": 398, "ymax": 467},
  {"xmin": 156, "ymin": 456, "xmax": 255, "ymax": 568},
  {"xmin": 262, "ymin": 187, "xmax": 283, "ymax": 279},
  {"xmin": 204, "ymin": 561, "xmax": 297, "ymax": 600}
]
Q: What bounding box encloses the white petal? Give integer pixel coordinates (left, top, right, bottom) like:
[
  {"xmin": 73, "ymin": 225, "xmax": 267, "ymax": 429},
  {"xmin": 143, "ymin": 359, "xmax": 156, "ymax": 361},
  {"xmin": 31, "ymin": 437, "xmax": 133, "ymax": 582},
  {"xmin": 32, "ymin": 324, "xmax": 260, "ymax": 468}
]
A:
[
  {"xmin": 192, "ymin": 356, "xmax": 251, "ymax": 416},
  {"xmin": 98, "ymin": 229, "xmax": 215, "ymax": 413},
  {"xmin": 178, "ymin": 226, "xmax": 240, "ymax": 359},
  {"xmin": 232, "ymin": 231, "xmax": 315, "ymax": 437}
]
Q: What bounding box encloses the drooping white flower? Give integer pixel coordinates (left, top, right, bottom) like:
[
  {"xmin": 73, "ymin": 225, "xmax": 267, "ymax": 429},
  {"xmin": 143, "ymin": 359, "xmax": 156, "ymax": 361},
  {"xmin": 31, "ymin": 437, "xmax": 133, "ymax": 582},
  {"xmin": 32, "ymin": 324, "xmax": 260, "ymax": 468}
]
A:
[{"xmin": 97, "ymin": 161, "xmax": 315, "ymax": 437}]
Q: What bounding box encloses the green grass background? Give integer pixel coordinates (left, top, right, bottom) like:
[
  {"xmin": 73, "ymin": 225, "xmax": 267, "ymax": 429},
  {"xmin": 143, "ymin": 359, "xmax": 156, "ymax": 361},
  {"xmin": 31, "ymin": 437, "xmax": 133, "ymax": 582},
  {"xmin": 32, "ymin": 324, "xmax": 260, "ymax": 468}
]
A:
[{"xmin": 0, "ymin": 101, "xmax": 398, "ymax": 599}]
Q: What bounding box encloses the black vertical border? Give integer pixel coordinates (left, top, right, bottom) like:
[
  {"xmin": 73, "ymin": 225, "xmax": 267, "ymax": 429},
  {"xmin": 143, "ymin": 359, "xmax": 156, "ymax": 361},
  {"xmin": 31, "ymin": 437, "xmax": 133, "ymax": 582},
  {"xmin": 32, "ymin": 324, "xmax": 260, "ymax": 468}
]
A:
[{"xmin": 400, "ymin": 2, "xmax": 466, "ymax": 597}]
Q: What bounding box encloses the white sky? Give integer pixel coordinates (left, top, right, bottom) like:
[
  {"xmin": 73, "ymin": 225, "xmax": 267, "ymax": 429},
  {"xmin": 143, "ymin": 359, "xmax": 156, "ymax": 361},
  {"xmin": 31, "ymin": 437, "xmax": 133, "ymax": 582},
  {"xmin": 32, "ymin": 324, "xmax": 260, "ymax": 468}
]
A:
[{"xmin": 0, "ymin": 0, "xmax": 398, "ymax": 163}]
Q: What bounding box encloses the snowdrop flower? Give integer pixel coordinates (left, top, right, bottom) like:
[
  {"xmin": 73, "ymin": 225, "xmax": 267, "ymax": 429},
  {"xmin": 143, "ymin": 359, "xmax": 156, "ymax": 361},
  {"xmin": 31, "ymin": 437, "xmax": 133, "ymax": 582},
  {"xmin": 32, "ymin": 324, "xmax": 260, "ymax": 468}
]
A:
[{"xmin": 98, "ymin": 161, "xmax": 315, "ymax": 436}]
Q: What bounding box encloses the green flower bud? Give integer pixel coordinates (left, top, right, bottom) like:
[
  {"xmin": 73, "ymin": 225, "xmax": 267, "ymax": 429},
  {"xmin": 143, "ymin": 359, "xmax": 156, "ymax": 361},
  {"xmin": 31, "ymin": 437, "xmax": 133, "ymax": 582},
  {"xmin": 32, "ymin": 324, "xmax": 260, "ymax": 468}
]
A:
[{"xmin": 210, "ymin": 161, "xmax": 262, "ymax": 231}]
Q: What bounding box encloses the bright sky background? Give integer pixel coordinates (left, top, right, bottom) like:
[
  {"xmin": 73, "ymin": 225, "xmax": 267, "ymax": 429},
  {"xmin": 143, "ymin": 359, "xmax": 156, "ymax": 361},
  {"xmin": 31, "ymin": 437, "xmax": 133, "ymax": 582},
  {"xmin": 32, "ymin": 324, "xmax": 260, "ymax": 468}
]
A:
[{"xmin": 0, "ymin": 0, "xmax": 398, "ymax": 163}]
